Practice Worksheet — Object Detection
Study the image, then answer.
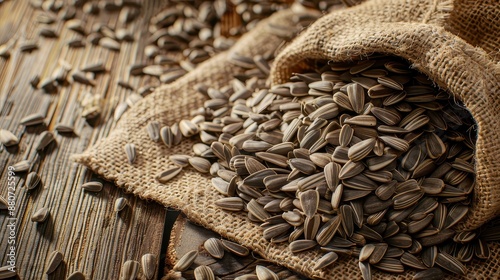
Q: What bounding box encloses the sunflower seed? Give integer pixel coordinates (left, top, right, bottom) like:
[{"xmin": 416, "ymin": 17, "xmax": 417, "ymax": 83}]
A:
[
  {"xmin": 13, "ymin": 160, "xmax": 31, "ymax": 172},
  {"xmin": 378, "ymin": 136, "xmax": 408, "ymax": 151},
  {"xmin": 188, "ymin": 157, "xmax": 211, "ymax": 173},
  {"xmin": 344, "ymin": 115, "xmax": 377, "ymax": 127},
  {"xmin": 25, "ymin": 172, "xmax": 41, "ymax": 190},
  {"xmin": 304, "ymin": 214, "xmax": 321, "ymax": 240},
  {"xmin": 0, "ymin": 196, "xmax": 8, "ymax": 210},
  {"xmin": 66, "ymin": 271, "xmax": 85, "ymax": 280},
  {"xmin": 120, "ymin": 260, "xmax": 140, "ymax": 280},
  {"xmin": 413, "ymin": 268, "xmax": 445, "ymax": 280},
  {"xmin": 20, "ymin": 41, "xmax": 39, "ymax": 52},
  {"xmin": 20, "ymin": 113, "xmax": 45, "ymax": 126},
  {"xmin": 377, "ymin": 76, "xmax": 403, "ymax": 90},
  {"xmin": 124, "ymin": 143, "xmax": 136, "ymax": 164},
  {"xmin": 435, "ymin": 252, "xmax": 466, "ymax": 275},
  {"xmin": 204, "ymin": 238, "xmax": 224, "ymax": 259},
  {"xmin": 173, "ymin": 250, "xmax": 198, "ymax": 272},
  {"xmin": 365, "ymin": 154, "xmax": 397, "ymax": 172},
  {"xmin": 0, "ymin": 129, "xmax": 19, "ymax": 146},
  {"xmin": 99, "ymin": 37, "xmax": 121, "ymax": 51},
  {"xmin": 475, "ymin": 239, "xmax": 490, "ymax": 259},
  {"xmin": 359, "ymin": 244, "xmax": 376, "ymax": 262},
  {"xmin": 194, "ymin": 265, "xmax": 215, "ymax": 280},
  {"xmin": 114, "ymin": 198, "xmax": 128, "ymax": 212},
  {"xmin": 369, "ymin": 243, "xmax": 388, "ymax": 265},
  {"xmin": 145, "ymin": 121, "xmax": 160, "ymax": 142},
  {"xmin": 31, "ymin": 207, "xmax": 50, "ymax": 222},
  {"xmin": 444, "ymin": 204, "xmax": 468, "ymax": 229},
  {"xmin": 314, "ymin": 252, "xmax": 339, "ymax": 270},
  {"xmin": 35, "ymin": 131, "xmax": 55, "ymax": 151},
  {"xmin": 159, "ymin": 126, "xmax": 174, "ymax": 148},
  {"xmin": 81, "ymin": 62, "xmax": 106, "ymax": 73},
  {"xmin": 114, "ymin": 102, "xmax": 129, "ymax": 121},
  {"xmin": 81, "ymin": 181, "xmax": 103, "ymax": 192},
  {"xmin": 221, "ymin": 239, "xmax": 249, "ymax": 257},
  {"xmin": 215, "ymin": 197, "xmax": 245, "ymax": 211},
  {"xmin": 359, "ymin": 261, "xmax": 372, "ymax": 280},
  {"xmin": 373, "ymin": 258, "xmax": 404, "ymax": 273},
  {"xmin": 45, "ymin": 250, "xmax": 63, "ymax": 274},
  {"xmin": 289, "ymin": 239, "xmax": 317, "ymax": 253},
  {"xmin": 339, "ymin": 160, "xmax": 365, "ymax": 179},
  {"xmin": 255, "ymin": 265, "xmax": 278, "ymax": 280},
  {"xmin": 348, "ymin": 138, "xmax": 376, "ymax": 161}
]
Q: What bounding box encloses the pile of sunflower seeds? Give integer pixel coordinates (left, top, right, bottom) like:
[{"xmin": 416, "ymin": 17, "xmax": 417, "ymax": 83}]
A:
[{"xmin": 152, "ymin": 53, "xmax": 494, "ymax": 279}]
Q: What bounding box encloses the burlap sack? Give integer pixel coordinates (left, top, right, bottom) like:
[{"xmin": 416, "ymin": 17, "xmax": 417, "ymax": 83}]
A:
[{"xmin": 74, "ymin": 0, "xmax": 500, "ymax": 279}]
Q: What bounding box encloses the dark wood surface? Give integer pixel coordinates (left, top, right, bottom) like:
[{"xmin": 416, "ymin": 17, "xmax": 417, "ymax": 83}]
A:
[{"xmin": 0, "ymin": 1, "xmax": 169, "ymax": 279}]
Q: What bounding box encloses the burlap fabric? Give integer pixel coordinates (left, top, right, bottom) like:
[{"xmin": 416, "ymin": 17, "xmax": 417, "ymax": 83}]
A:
[{"xmin": 74, "ymin": 0, "xmax": 500, "ymax": 279}]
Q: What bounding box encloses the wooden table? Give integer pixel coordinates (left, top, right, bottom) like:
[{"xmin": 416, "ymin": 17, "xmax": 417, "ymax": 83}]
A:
[{"xmin": 0, "ymin": 1, "xmax": 174, "ymax": 279}]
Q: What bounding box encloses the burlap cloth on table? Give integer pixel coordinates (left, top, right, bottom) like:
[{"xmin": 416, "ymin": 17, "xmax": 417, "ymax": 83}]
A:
[{"xmin": 74, "ymin": 0, "xmax": 500, "ymax": 279}]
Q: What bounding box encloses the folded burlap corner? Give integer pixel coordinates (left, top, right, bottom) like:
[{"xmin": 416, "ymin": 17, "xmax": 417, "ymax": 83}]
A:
[{"xmin": 74, "ymin": 0, "xmax": 500, "ymax": 279}]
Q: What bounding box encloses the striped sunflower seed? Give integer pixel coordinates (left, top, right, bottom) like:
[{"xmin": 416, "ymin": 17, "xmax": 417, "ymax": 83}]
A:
[
  {"xmin": 348, "ymin": 138, "xmax": 376, "ymax": 161},
  {"xmin": 372, "ymin": 258, "xmax": 404, "ymax": 273},
  {"xmin": 194, "ymin": 265, "xmax": 215, "ymax": 280},
  {"xmin": 120, "ymin": 260, "xmax": 140, "ymax": 280},
  {"xmin": 31, "ymin": 207, "xmax": 50, "ymax": 222},
  {"xmin": 346, "ymin": 83, "xmax": 365, "ymax": 113},
  {"xmin": 188, "ymin": 157, "xmax": 211, "ymax": 173},
  {"xmin": 114, "ymin": 198, "xmax": 128, "ymax": 212},
  {"xmin": 81, "ymin": 181, "xmax": 103, "ymax": 192},
  {"xmin": 124, "ymin": 143, "xmax": 136, "ymax": 164},
  {"xmin": 412, "ymin": 267, "xmax": 444, "ymax": 280},
  {"xmin": 359, "ymin": 244, "xmax": 376, "ymax": 262},
  {"xmin": 359, "ymin": 261, "xmax": 372, "ymax": 280},
  {"xmin": 314, "ymin": 252, "xmax": 339, "ymax": 270},
  {"xmin": 0, "ymin": 196, "xmax": 8, "ymax": 210},
  {"xmin": 215, "ymin": 197, "xmax": 245, "ymax": 211},
  {"xmin": 221, "ymin": 239, "xmax": 249, "ymax": 257},
  {"xmin": 204, "ymin": 238, "xmax": 224, "ymax": 259},
  {"xmin": 35, "ymin": 131, "xmax": 55, "ymax": 151},
  {"xmin": 0, "ymin": 129, "xmax": 19, "ymax": 146},
  {"xmin": 13, "ymin": 160, "xmax": 31, "ymax": 172},
  {"xmin": 289, "ymin": 239, "xmax": 317, "ymax": 254},
  {"xmin": 146, "ymin": 121, "xmax": 161, "ymax": 142},
  {"xmin": 173, "ymin": 250, "xmax": 198, "ymax": 272},
  {"xmin": 255, "ymin": 265, "xmax": 278, "ymax": 280},
  {"xmin": 369, "ymin": 244, "xmax": 388, "ymax": 265},
  {"xmin": 66, "ymin": 271, "xmax": 85, "ymax": 280},
  {"xmin": 141, "ymin": 254, "xmax": 156, "ymax": 280},
  {"xmin": 435, "ymin": 252, "xmax": 466, "ymax": 275},
  {"xmin": 26, "ymin": 172, "xmax": 41, "ymax": 190},
  {"xmin": 20, "ymin": 113, "xmax": 45, "ymax": 126},
  {"xmin": 156, "ymin": 167, "xmax": 182, "ymax": 183}
]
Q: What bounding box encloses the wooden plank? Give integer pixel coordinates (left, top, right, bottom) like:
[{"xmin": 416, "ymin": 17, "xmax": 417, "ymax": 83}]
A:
[{"xmin": 0, "ymin": 1, "xmax": 169, "ymax": 279}]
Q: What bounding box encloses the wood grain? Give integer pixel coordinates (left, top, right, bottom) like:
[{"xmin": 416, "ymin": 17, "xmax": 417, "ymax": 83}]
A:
[{"xmin": 0, "ymin": 1, "xmax": 169, "ymax": 279}]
